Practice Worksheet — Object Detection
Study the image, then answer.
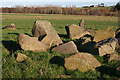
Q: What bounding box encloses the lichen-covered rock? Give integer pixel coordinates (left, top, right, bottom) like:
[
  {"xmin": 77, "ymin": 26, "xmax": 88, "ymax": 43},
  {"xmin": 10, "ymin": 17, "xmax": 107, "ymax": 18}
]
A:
[
  {"xmin": 109, "ymin": 53, "xmax": 120, "ymax": 61},
  {"xmin": 16, "ymin": 53, "xmax": 28, "ymax": 62},
  {"xmin": 2, "ymin": 23, "xmax": 16, "ymax": 30},
  {"xmin": 65, "ymin": 24, "xmax": 90, "ymax": 39},
  {"xmin": 64, "ymin": 53, "xmax": 101, "ymax": 72},
  {"xmin": 52, "ymin": 41, "xmax": 78, "ymax": 54},
  {"xmin": 95, "ymin": 37, "xmax": 118, "ymax": 56},
  {"xmin": 32, "ymin": 20, "xmax": 63, "ymax": 47},
  {"xmin": 94, "ymin": 27, "xmax": 115, "ymax": 42},
  {"xmin": 18, "ymin": 33, "xmax": 48, "ymax": 52}
]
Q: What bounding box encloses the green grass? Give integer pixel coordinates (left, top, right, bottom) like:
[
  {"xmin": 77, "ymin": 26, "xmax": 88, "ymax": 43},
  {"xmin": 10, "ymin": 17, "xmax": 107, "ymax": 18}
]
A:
[{"xmin": 2, "ymin": 14, "xmax": 120, "ymax": 78}]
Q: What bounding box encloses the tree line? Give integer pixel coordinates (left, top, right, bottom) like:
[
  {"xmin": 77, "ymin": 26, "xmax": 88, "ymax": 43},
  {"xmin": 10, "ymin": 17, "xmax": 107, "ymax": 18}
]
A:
[{"xmin": 1, "ymin": 5, "xmax": 119, "ymax": 16}]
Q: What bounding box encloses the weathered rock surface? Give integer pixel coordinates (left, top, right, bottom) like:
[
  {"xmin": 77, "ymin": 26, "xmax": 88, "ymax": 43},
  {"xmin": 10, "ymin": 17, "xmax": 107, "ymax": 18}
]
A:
[
  {"xmin": 64, "ymin": 53, "xmax": 101, "ymax": 72},
  {"xmin": 52, "ymin": 41, "xmax": 78, "ymax": 54},
  {"xmin": 81, "ymin": 35, "xmax": 93, "ymax": 45},
  {"xmin": 94, "ymin": 27, "xmax": 115, "ymax": 42},
  {"xmin": 16, "ymin": 53, "xmax": 28, "ymax": 62},
  {"xmin": 109, "ymin": 53, "xmax": 120, "ymax": 61},
  {"xmin": 18, "ymin": 33, "xmax": 48, "ymax": 52},
  {"xmin": 95, "ymin": 37, "xmax": 118, "ymax": 56},
  {"xmin": 86, "ymin": 29, "xmax": 96, "ymax": 36},
  {"xmin": 65, "ymin": 24, "xmax": 90, "ymax": 39},
  {"xmin": 32, "ymin": 20, "xmax": 63, "ymax": 47},
  {"xmin": 79, "ymin": 20, "xmax": 85, "ymax": 28},
  {"xmin": 2, "ymin": 23, "xmax": 16, "ymax": 30}
]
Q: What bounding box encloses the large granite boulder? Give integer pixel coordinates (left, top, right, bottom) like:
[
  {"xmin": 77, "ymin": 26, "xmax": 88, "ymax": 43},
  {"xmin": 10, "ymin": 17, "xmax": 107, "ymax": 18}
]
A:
[
  {"xmin": 52, "ymin": 41, "xmax": 78, "ymax": 54},
  {"xmin": 65, "ymin": 24, "xmax": 90, "ymax": 39},
  {"xmin": 16, "ymin": 53, "xmax": 28, "ymax": 62},
  {"xmin": 18, "ymin": 33, "xmax": 48, "ymax": 52},
  {"xmin": 2, "ymin": 23, "xmax": 16, "ymax": 30},
  {"xmin": 93, "ymin": 27, "xmax": 115, "ymax": 42},
  {"xmin": 64, "ymin": 53, "xmax": 101, "ymax": 72},
  {"xmin": 95, "ymin": 37, "xmax": 118, "ymax": 56},
  {"xmin": 32, "ymin": 20, "xmax": 63, "ymax": 47}
]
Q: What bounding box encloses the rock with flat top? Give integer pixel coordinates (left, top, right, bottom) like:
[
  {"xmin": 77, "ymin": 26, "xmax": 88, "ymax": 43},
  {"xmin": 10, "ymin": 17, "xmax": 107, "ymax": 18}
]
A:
[
  {"xmin": 18, "ymin": 33, "xmax": 48, "ymax": 52},
  {"xmin": 52, "ymin": 41, "xmax": 78, "ymax": 54},
  {"xmin": 64, "ymin": 53, "xmax": 101, "ymax": 72},
  {"xmin": 94, "ymin": 27, "xmax": 115, "ymax": 42},
  {"xmin": 32, "ymin": 20, "xmax": 63, "ymax": 47}
]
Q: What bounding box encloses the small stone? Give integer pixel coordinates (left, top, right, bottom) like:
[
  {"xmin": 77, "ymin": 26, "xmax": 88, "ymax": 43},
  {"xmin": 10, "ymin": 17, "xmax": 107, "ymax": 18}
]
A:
[
  {"xmin": 81, "ymin": 35, "xmax": 92, "ymax": 45},
  {"xmin": 117, "ymin": 66, "xmax": 120, "ymax": 71},
  {"xmin": 16, "ymin": 53, "xmax": 27, "ymax": 62},
  {"xmin": 52, "ymin": 41, "xmax": 78, "ymax": 54},
  {"xmin": 79, "ymin": 20, "xmax": 85, "ymax": 28},
  {"xmin": 109, "ymin": 53, "xmax": 120, "ymax": 61},
  {"xmin": 2, "ymin": 23, "xmax": 16, "ymax": 30},
  {"xmin": 64, "ymin": 53, "xmax": 101, "ymax": 72}
]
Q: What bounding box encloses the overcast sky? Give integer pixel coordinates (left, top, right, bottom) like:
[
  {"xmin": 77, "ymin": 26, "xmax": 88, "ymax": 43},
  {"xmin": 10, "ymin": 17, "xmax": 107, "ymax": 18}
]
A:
[{"xmin": 1, "ymin": 0, "xmax": 119, "ymax": 7}]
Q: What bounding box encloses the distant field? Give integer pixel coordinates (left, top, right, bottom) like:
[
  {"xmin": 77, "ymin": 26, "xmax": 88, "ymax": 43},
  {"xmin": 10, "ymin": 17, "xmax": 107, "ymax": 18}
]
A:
[
  {"xmin": 2, "ymin": 13, "xmax": 120, "ymax": 78},
  {"xmin": 2, "ymin": 13, "xmax": 118, "ymax": 21}
]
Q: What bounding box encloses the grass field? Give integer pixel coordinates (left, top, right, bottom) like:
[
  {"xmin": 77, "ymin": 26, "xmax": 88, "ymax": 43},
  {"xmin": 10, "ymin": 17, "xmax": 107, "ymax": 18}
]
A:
[{"xmin": 2, "ymin": 13, "xmax": 120, "ymax": 78}]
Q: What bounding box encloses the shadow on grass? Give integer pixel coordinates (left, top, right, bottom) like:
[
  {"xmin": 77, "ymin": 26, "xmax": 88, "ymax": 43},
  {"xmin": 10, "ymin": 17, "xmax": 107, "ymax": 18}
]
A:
[
  {"xmin": 24, "ymin": 33, "xmax": 33, "ymax": 37},
  {"xmin": 49, "ymin": 56, "xmax": 65, "ymax": 67},
  {"xmin": 73, "ymin": 38, "xmax": 99, "ymax": 55},
  {"xmin": 2, "ymin": 40, "xmax": 22, "ymax": 54},
  {"xmin": 8, "ymin": 33, "xmax": 19, "ymax": 35},
  {"xmin": 96, "ymin": 66, "xmax": 120, "ymax": 77},
  {"xmin": 58, "ymin": 34, "xmax": 69, "ymax": 39}
]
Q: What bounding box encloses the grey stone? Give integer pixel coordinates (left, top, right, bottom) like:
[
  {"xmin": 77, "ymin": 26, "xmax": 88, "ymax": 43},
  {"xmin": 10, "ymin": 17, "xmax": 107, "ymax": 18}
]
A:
[
  {"xmin": 95, "ymin": 37, "xmax": 118, "ymax": 56},
  {"xmin": 3, "ymin": 23, "xmax": 16, "ymax": 30},
  {"xmin": 18, "ymin": 33, "xmax": 48, "ymax": 52},
  {"xmin": 94, "ymin": 27, "xmax": 115, "ymax": 42},
  {"xmin": 109, "ymin": 53, "xmax": 120, "ymax": 61},
  {"xmin": 16, "ymin": 53, "xmax": 28, "ymax": 62},
  {"xmin": 64, "ymin": 53, "xmax": 101, "ymax": 72},
  {"xmin": 65, "ymin": 24, "xmax": 90, "ymax": 39},
  {"xmin": 52, "ymin": 41, "xmax": 78, "ymax": 54},
  {"xmin": 32, "ymin": 20, "xmax": 63, "ymax": 47}
]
